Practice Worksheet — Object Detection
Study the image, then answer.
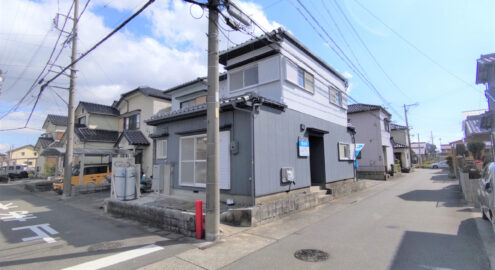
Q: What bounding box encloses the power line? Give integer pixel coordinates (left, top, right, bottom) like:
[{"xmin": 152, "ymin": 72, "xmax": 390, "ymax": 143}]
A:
[{"xmin": 352, "ymin": 0, "xmax": 481, "ymax": 93}]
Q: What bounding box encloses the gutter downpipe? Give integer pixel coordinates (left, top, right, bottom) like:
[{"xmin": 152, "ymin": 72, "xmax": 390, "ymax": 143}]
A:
[{"xmin": 232, "ymin": 99, "xmax": 259, "ymax": 206}]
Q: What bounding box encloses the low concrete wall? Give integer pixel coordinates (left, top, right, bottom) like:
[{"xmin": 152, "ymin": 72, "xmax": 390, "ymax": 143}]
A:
[
  {"xmin": 71, "ymin": 182, "xmax": 110, "ymax": 196},
  {"xmin": 105, "ymin": 199, "xmax": 196, "ymax": 237},
  {"xmin": 221, "ymin": 179, "xmax": 370, "ymax": 227},
  {"xmin": 459, "ymin": 171, "xmax": 480, "ymax": 207},
  {"xmin": 357, "ymin": 171, "xmax": 389, "ymax": 180},
  {"xmin": 24, "ymin": 180, "xmax": 57, "ymax": 192}
]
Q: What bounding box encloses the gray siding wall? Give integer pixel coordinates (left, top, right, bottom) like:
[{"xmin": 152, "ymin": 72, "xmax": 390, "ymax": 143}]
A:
[
  {"xmin": 254, "ymin": 107, "xmax": 354, "ymax": 197},
  {"xmin": 153, "ymin": 110, "xmax": 252, "ymax": 196}
]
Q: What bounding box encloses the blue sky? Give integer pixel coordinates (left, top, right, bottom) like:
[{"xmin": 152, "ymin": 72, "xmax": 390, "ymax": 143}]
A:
[{"xmin": 0, "ymin": 0, "xmax": 493, "ymax": 152}]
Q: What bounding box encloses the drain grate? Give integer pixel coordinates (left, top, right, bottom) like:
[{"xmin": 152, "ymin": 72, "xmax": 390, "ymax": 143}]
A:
[{"xmin": 294, "ymin": 249, "xmax": 329, "ymax": 262}]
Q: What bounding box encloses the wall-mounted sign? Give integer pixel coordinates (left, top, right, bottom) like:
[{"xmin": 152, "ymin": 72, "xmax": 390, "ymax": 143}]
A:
[{"xmin": 298, "ymin": 137, "xmax": 309, "ymax": 157}]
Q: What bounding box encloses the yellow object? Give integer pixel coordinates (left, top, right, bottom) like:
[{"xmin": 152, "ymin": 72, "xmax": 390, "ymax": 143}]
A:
[{"xmin": 53, "ymin": 165, "xmax": 110, "ymax": 193}]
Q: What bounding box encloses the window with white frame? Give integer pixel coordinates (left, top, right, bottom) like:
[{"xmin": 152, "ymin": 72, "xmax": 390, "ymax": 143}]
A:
[
  {"xmin": 338, "ymin": 142, "xmax": 353, "ymax": 161},
  {"xmin": 329, "ymin": 87, "xmax": 347, "ymax": 108},
  {"xmin": 179, "ymin": 134, "xmax": 207, "ymax": 186},
  {"xmin": 297, "ymin": 66, "xmax": 314, "ymax": 93},
  {"xmin": 229, "ymin": 65, "xmax": 259, "ymax": 91},
  {"xmin": 156, "ymin": 139, "xmax": 167, "ymax": 159}
]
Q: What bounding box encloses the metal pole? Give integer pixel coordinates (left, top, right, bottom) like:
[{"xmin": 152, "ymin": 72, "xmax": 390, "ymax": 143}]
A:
[
  {"xmin": 404, "ymin": 104, "xmax": 413, "ymax": 168},
  {"xmin": 205, "ymin": 0, "xmax": 220, "ymax": 241},
  {"xmin": 63, "ymin": 0, "xmax": 78, "ymax": 198}
]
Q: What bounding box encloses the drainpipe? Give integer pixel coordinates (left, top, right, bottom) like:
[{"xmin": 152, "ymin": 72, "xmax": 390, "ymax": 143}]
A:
[{"xmin": 232, "ymin": 98, "xmax": 260, "ymax": 206}]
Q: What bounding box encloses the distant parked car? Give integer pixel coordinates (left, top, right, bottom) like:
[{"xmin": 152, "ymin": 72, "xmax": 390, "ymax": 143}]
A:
[
  {"xmin": 0, "ymin": 165, "xmax": 29, "ymax": 180},
  {"xmin": 478, "ymin": 162, "xmax": 495, "ymax": 230},
  {"xmin": 429, "ymin": 160, "xmax": 449, "ymax": 169}
]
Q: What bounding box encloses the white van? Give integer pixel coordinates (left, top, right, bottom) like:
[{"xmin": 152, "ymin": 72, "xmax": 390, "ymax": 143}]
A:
[{"xmin": 0, "ymin": 165, "xmax": 29, "ymax": 180}]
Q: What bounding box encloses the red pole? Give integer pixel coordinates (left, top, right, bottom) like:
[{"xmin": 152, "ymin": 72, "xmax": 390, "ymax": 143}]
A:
[{"xmin": 195, "ymin": 200, "xmax": 203, "ymax": 239}]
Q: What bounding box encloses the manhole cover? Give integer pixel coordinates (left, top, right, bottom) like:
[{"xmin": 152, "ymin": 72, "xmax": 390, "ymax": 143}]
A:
[{"xmin": 294, "ymin": 249, "xmax": 329, "ymax": 262}]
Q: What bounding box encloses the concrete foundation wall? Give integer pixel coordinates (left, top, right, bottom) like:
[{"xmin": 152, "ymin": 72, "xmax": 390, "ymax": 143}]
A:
[
  {"xmin": 459, "ymin": 171, "xmax": 480, "ymax": 207},
  {"xmin": 357, "ymin": 171, "xmax": 388, "ymax": 180},
  {"xmin": 105, "ymin": 199, "xmax": 196, "ymax": 237}
]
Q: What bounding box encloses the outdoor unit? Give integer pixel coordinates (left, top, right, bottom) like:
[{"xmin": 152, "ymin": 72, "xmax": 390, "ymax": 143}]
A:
[{"xmin": 152, "ymin": 164, "xmax": 171, "ymax": 194}]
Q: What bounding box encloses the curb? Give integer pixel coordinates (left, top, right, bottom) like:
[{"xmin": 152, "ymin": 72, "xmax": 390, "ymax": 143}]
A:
[{"xmin": 473, "ymin": 211, "xmax": 495, "ymax": 270}]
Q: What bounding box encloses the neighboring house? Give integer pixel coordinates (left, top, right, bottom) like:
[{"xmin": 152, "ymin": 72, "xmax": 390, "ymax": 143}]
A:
[
  {"xmin": 347, "ymin": 103, "xmax": 394, "ymax": 180},
  {"xmin": 0, "ymin": 153, "xmax": 7, "ymax": 166},
  {"xmin": 43, "ymin": 102, "xmax": 120, "ymax": 169},
  {"xmin": 476, "ymin": 54, "xmax": 495, "ymax": 159},
  {"xmin": 36, "ymin": 114, "xmax": 67, "ymax": 177},
  {"xmin": 390, "ymin": 123, "xmax": 411, "ymax": 172},
  {"xmin": 411, "ymin": 141, "xmax": 437, "ymax": 162},
  {"xmin": 440, "ymin": 144, "xmax": 452, "ymax": 155},
  {"xmin": 114, "ymin": 86, "xmax": 172, "ymax": 177},
  {"xmin": 147, "ymin": 28, "xmax": 355, "ymax": 206},
  {"xmin": 6, "ymin": 145, "xmax": 38, "ymax": 170}
]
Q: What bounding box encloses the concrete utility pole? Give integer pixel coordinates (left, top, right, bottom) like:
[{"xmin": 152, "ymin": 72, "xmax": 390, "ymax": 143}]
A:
[
  {"xmin": 63, "ymin": 0, "xmax": 78, "ymax": 198},
  {"xmin": 205, "ymin": 0, "xmax": 220, "ymax": 241},
  {"xmin": 403, "ymin": 103, "xmax": 418, "ymax": 166}
]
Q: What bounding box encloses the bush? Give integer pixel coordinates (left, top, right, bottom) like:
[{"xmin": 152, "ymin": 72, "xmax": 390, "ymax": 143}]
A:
[{"xmin": 467, "ymin": 141, "xmax": 485, "ymax": 160}]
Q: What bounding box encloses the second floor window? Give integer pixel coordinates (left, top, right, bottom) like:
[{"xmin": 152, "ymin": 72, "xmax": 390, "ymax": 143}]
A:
[
  {"xmin": 124, "ymin": 114, "xmax": 140, "ymax": 130},
  {"xmin": 78, "ymin": 116, "xmax": 86, "ymax": 125},
  {"xmin": 384, "ymin": 118, "xmax": 390, "ymax": 132},
  {"xmin": 230, "ymin": 65, "xmax": 259, "ymax": 91},
  {"xmin": 297, "ymin": 67, "xmax": 314, "ymax": 93},
  {"xmin": 329, "ymin": 87, "xmax": 347, "ymax": 108}
]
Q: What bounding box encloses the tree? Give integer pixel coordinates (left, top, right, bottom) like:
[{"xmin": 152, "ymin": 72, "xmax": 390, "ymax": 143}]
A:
[
  {"xmin": 467, "ymin": 141, "xmax": 486, "ymax": 160},
  {"xmin": 456, "ymin": 144, "xmax": 467, "ymax": 157}
]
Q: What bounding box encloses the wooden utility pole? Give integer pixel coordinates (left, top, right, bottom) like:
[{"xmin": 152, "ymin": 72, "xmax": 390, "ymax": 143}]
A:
[
  {"xmin": 205, "ymin": 0, "xmax": 220, "ymax": 241},
  {"xmin": 63, "ymin": 0, "xmax": 78, "ymax": 198}
]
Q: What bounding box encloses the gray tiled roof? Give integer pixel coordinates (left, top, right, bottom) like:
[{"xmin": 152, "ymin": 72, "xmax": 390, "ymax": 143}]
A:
[
  {"xmin": 393, "ymin": 142, "xmax": 408, "ymax": 149},
  {"xmin": 391, "ymin": 123, "xmax": 407, "ymax": 130},
  {"xmin": 465, "ymin": 114, "xmax": 490, "ymax": 136},
  {"xmin": 119, "ymin": 130, "xmax": 150, "ymax": 146},
  {"xmin": 47, "ymin": 114, "xmax": 67, "ymax": 126},
  {"xmin": 146, "ymin": 93, "xmax": 286, "ymax": 124},
  {"xmin": 36, "ymin": 137, "xmax": 54, "ymax": 149},
  {"xmin": 74, "ymin": 127, "xmax": 119, "ymax": 143},
  {"xmin": 347, "ymin": 103, "xmax": 391, "ymax": 116},
  {"xmin": 80, "ymin": 102, "xmax": 120, "ymax": 116}
]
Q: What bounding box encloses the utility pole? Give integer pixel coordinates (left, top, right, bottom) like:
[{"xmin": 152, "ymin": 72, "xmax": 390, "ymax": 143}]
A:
[
  {"xmin": 205, "ymin": 0, "xmax": 220, "ymax": 241},
  {"xmin": 403, "ymin": 103, "xmax": 417, "ymax": 167},
  {"xmin": 417, "ymin": 133, "xmax": 422, "ymax": 166},
  {"xmin": 63, "ymin": 0, "xmax": 78, "ymax": 198}
]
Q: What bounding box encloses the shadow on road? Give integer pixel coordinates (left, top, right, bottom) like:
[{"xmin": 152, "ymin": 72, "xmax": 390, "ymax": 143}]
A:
[
  {"xmin": 389, "ymin": 218, "xmax": 489, "ymax": 270},
  {"xmin": 397, "ymin": 185, "xmax": 464, "ymax": 207}
]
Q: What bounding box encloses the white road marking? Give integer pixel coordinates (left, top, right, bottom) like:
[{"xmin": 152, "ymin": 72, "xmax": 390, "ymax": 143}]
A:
[
  {"xmin": 12, "ymin": 223, "xmax": 58, "ymax": 243},
  {"xmin": 0, "ymin": 202, "xmax": 18, "ymax": 210},
  {"xmin": 62, "ymin": 244, "xmax": 164, "ymax": 270},
  {"xmin": 0, "ymin": 211, "xmax": 37, "ymax": 222}
]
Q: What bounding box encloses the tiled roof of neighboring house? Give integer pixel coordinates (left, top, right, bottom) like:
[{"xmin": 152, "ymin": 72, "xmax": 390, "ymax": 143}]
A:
[
  {"xmin": 347, "ymin": 103, "xmax": 391, "ymax": 117},
  {"xmin": 162, "ymin": 73, "xmax": 227, "ymax": 94},
  {"xmin": 219, "ymin": 28, "xmax": 347, "ymax": 84},
  {"xmin": 74, "ymin": 127, "xmax": 119, "ymax": 143},
  {"xmin": 117, "ymin": 130, "xmax": 150, "ymax": 146},
  {"xmin": 35, "ymin": 137, "xmax": 54, "ymax": 149},
  {"xmin": 46, "ymin": 114, "xmax": 67, "ymax": 126},
  {"xmin": 49, "ymin": 141, "xmax": 64, "ymax": 148},
  {"xmin": 391, "ymin": 123, "xmax": 407, "ymax": 130},
  {"xmin": 147, "ymin": 93, "xmax": 286, "ymax": 125},
  {"xmin": 115, "ymin": 87, "xmax": 172, "ymax": 108},
  {"xmin": 393, "ymin": 142, "xmax": 408, "ymax": 149},
  {"xmin": 7, "ymin": 144, "xmax": 34, "ymax": 153},
  {"xmin": 80, "ymin": 101, "xmax": 120, "ymax": 116},
  {"xmin": 149, "ymin": 130, "xmax": 169, "ymax": 138},
  {"xmin": 464, "ymin": 114, "xmax": 490, "ymax": 136}
]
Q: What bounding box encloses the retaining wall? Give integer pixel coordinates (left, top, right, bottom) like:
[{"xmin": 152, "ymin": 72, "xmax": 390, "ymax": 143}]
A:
[{"xmin": 459, "ymin": 171, "xmax": 480, "ymax": 207}]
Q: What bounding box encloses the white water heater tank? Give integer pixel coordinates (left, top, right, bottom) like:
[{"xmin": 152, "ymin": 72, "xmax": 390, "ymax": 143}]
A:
[
  {"xmin": 114, "ymin": 167, "xmax": 126, "ymax": 200},
  {"xmin": 125, "ymin": 166, "xmax": 136, "ymax": 200}
]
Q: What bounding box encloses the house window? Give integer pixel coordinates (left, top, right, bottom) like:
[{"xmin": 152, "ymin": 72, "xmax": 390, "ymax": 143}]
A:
[
  {"xmin": 156, "ymin": 139, "xmax": 167, "ymax": 159},
  {"xmin": 329, "ymin": 87, "xmax": 347, "ymax": 108},
  {"xmin": 296, "ymin": 66, "xmax": 314, "ymax": 93},
  {"xmin": 180, "ymin": 96, "xmax": 206, "ymax": 109},
  {"xmin": 78, "ymin": 116, "xmax": 86, "ymax": 125},
  {"xmin": 124, "ymin": 114, "xmax": 140, "ymax": 130},
  {"xmin": 21, "ymin": 152, "xmax": 25, "ymax": 156},
  {"xmin": 384, "ymin": 119, "xmax": 390, "ymax": 132},
  {"xmin": 338, "ymin": 142, "xmax": 353, "ymax": 161},
  {"xmin": 229, "ymin": 65, "xmax": 259, "ymax": 91},
  {"xmin": 179, "ymin": 134, "xmax": 207, "ymax": 186},
  {"xmin": 34, "ymin": 152, "xmax": 37, "ymax": 156}
]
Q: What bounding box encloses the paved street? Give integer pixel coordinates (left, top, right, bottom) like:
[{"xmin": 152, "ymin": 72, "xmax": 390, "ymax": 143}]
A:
[
  {"xmin": 0, "ymin": 169, "xmax": 491, "ymax": 270},
  {"xmin": 0, "ymin": 181, "xmax": 198, "ymax": 270},
  {"xmin": 221, "ymin": 169, "xmax": 489, "ymax": 270}
]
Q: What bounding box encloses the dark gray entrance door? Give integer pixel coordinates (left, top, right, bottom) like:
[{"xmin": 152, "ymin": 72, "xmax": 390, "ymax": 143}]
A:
[{"xmin": 309, "ymin": 135, "xmax": 326, "ymax": 185}]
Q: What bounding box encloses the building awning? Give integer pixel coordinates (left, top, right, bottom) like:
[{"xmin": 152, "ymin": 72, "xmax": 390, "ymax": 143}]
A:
[{"xmin": 306, "ymin": 127, "xmax": 329, "ymax": 134}]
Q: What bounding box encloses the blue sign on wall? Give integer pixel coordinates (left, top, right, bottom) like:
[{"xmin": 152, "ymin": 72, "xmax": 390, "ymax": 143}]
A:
[{"xmin": 298, "ymin": 137, "xmax": 310, "ymax": 157}]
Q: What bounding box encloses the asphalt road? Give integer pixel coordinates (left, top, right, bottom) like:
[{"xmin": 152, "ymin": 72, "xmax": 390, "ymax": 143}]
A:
[
  {"xmin": 0, "ymin": 181, "xmax": 197, "ymax": 270},
  {"xmin": 222, "ymin": 169, "xmax": 490, "ymax": 270}
]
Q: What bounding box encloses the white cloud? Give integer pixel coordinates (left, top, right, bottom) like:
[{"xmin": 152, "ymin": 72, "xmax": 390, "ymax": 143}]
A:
[
  {"xmin": 343, "ymin": 71, "xmax": 353, "ymax": 79},
  {"xmin": 0, "ymin": 144, "xmax": 11, "ymax": 153}
]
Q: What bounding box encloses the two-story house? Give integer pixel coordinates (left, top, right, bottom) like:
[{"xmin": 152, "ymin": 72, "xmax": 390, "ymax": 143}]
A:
[
  {"xmin": 36, "ymin": 114, "xmax": 67, "ymax": 176},
  {"xmin": 114, "ymin": 87, "xmax": 171, "ymax": 177},
  {"xmin": 390, "ymin": 123, "xmax": 411, "ymax": 172},
  {"xmin": 7, "ymin": 145, "xmax": 38, "ymax": 171},
  {"xmin": 348, "ymin": 103, "xmax": 394, "ymax": 180},
  {"xmin": 147, "ymin": 28, "xmax": 356, "ymax": 206}
]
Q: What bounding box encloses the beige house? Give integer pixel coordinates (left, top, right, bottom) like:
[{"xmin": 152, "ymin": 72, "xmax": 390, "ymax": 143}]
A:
[
  {"xmin": 36, "ymin": 114, "xmax": 67, "ymax": 177},
  {"xmin": 7, "ymin": 145, "xmax": 38, "ymax": 170},
  {"xmin": 114, "ymin": 87, "xmax": 171, "ymax": 177}
]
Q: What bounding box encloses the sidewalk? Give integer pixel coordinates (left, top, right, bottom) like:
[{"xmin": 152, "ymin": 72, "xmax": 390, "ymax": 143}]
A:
[{"xmin": 139, "ymin": 179, "xmax": 386, "ymax": 270}]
